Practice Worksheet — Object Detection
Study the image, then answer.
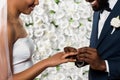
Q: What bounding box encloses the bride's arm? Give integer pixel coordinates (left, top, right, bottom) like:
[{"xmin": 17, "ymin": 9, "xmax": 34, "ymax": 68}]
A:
[
  {"xmin": 13, "ymin": 52, "xmax": 76, "ymax": 80},
  {"xmin": 13, "ymin": 58, "xmax": 49, "ymax": 80},
  {"xmin": 8, "ymin": 24, "xmax": 77, "ymax": 80}
]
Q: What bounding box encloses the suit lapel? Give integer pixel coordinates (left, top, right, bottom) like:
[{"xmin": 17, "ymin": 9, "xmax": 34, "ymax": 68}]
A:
[{"xmin": 96, "ymin": 0, "xmax": 120, "ymax": 48}]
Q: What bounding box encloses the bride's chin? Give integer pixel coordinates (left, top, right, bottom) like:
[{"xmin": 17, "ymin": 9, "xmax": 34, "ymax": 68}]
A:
[{"xmin": 22, "ymin": 11, "xmax": 32, "ymax": 15}]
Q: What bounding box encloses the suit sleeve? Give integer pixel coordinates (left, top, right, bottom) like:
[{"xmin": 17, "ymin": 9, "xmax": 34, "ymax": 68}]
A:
[{"xmin": 107, "ymin": 57, "xmax": 120, "ymax": 79}]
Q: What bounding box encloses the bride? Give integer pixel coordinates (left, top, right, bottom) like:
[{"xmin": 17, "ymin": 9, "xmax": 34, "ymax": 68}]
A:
[{"xmin": 2, "ymin": 0, "xmax": 77, "ymax": 79}]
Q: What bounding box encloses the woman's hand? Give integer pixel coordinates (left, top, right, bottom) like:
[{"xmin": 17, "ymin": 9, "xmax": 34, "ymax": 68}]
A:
[{"xmin": 45, "ymin": 52, "xmax": 77, "ymax": 67}]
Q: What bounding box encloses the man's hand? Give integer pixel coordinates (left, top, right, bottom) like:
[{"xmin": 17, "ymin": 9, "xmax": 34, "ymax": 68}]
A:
[
  {"xmin": 64, "ymin": 47, "xmax": 85, "ymax": 67},
  {"xmin": 77, "ymin": 47, "xmax": 106, "ymax": 71}
]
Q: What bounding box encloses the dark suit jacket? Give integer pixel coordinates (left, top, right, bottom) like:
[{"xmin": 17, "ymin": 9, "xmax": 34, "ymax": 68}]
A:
[{"xmin": 89, "ymin": 0, "xmax": 120, "ymax": 80}]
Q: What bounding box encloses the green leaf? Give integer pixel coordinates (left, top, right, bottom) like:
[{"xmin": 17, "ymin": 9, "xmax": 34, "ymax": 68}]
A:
[
  {"xmin": 88, "ymin": 17, "xmax": 92, "ymax": 22},
  {"xmin": 49, "ymin": 10, "xmax": 56, "ymax": 14},
  {"xmin": 54, "ymin": 0, "xmax": 60, "ymax": 4},
  {"xmin": 29, "ymin": 23, "xmax": 34, "ymax": 25},
  {"xmin": 56, "ymin": 65, "xmax": 60, "ymax": 71},
  {"xmin": 25, "ymin": 23, "xmax": 33, "ymax": 27},
  {"xmin": 25, "ymin": 23, "xmax": 29, "ymax": 27},
  {"xmin": 79, "ymin": 23, "xmax": 83, "ymax": 27},
  {"xmin": 69, "ymin": 18, "xmax": 74, "ymax": 23},
  {"xmin": 116, "ymin": 16, "xmax": 120, "ymax": 19},
  {"xmin": 51, "ymin": 21, "xmax": 59, "ymax": 28},
  {"xmin": 43, "ymin": 73, "xmax": 49, "ymax": 77},
  {"xmin": 55, "ymin": 48, "xmax": 60, "ymax": 51},
  {"xmin": 75, "ymin": 2, "xmax": 81, "ymax": 4},
  {"xmin": 74, "ymin": 0, "xmax": 81, "ymax": 4},
  {"xmin": 68, "ymin": 76, "xmax": 72, "ymax": 80},
  {"xmin": 36, "ymin": 46, "xmax": 39, "ymax": 51},
  {"xmin": 34, "ymin": 78, "xmax": 39, "ymax": 80},
  {"xmin": 83, "ymin": 70, "xmax": 88, "ymax": 75}
]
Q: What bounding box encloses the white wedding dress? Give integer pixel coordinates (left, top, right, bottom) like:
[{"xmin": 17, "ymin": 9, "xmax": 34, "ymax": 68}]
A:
[{"xmin": 13, "ymin": 37, "xmax": 34, "ymax": 74}]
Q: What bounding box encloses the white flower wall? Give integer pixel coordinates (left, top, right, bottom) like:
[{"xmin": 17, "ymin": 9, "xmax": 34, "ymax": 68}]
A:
[{"xmin": 21, "ymin": 0, "xmax": 93, "ymax": 80}]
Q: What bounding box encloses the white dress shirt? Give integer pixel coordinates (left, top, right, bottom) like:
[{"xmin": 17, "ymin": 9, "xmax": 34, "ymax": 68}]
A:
[{"xmin": 98, "ymin": 0, "xmax": 118, "ymax": 75}]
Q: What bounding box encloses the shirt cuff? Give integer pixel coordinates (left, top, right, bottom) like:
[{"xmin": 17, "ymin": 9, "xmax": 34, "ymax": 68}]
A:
[{"xmin": 105, "ymin": 60, "xmax": 110, "ymax": 76}]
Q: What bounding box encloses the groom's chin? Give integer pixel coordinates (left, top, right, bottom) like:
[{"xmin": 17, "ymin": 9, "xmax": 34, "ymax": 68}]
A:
[
  {"xmin": 92, "ymin": 7, "xmax": 101, "ymax": 11},
  {"xmin": 91, "ymin": 4, "xmax": 101, "ymax": 11}
]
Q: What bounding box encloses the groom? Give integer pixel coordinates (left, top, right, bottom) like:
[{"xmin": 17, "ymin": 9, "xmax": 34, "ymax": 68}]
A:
[{"xmin": 65, "ymin": 0, "xmax": 120, "ymax": 80}]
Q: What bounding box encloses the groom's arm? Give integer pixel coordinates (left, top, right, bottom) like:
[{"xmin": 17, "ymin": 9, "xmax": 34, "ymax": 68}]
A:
[
  {"xmin": 76, "ymin": 47, "xmax": 106, "ymax": 71},
  {"xmin": 107, "ymin": 56, "xmax": 120, "ymax": 78},
  {"xmin": 77, "ymin": 47, "xmax": 120, "ymax": 78}
]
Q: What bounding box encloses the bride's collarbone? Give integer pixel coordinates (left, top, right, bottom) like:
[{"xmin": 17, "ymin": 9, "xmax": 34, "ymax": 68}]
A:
[
  {"xmin": 8, "ymin": 19, "xmax": 27, "ymax": 44},
  {"xmin": 10, "ymin": 22, "xmax": 27, "ymax": 40},
  {"xmin": 15, "ymin": 27, "xmax": 28, "ymax": 40}
]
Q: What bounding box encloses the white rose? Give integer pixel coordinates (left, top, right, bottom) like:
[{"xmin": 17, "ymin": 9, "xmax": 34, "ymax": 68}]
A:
[
  {"xmin": 111, "ymin": 16, "xmax": 120, "ymax": 28},
  {"xmin": 62, "ymin": 62, "xmax": 75, "ymax": 70},
  {"xmin": 48, "ymin": 24, "xmax": 56, "ymax": 33},
  {"xmin": 33, "ymin": 14, "xmax": 43, "ymax": 24},
  {"xmin": 71, "ymin": 74, "xmax": 82, "ymax": 80},
  {"xmin": 34, "ymin": 6, "xmax": 45, "ymax": 16},
  {"xmin": 64, "ymin": 28, "xmax": 74, "ymax": 36},
  {"xmin": 41, "ymin": 14, "xmax": 49, "ymax": 23},
  {"xmin": 55, "ymin": 9, "xmax": 65, "ymax": 19},
  {"xmin": 56, "ymin": 18, "xmax": 69, "ymax": 29},
  {"xmin": 34, "ymin": 29, "xmax": 44, "ymax": 37},
  {"xmin": 70, "ymin": 20, "xmax": 79, "ymax": 28},
  {"xmin": 71, "ymin": 12, "xmax": 81, "ymax": 20},
  {"xmin": 110, "ymin": 16, "xmax": 120, "ymax": 34},
  {"xmin": 39, "ymin": 24, "xmax": 49, "ymax": 31},
  {"xmin": 47, "ymin": 0, "xmax": 58, "ymax": 11},
  {"xmin": 47, "ymin": 73, "xmax": 65, "ymax": 80}
]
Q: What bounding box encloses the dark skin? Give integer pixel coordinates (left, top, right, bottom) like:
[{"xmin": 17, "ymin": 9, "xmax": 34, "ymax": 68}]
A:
[
  {"xmin": 64, "ymin": 47, "xmax": 77, "ymax": 59},
  {"xmin": 86, "ymin": 0, "xmax": 109, "ymax": 11},
  {"xmin": 64, "ymin": 0, "xmax": 109, "ymax": 72},
  {"xmin": 80, "ymin": 0, "xmax": 109, "ymax": 71},
  {"xmin": 64, "ymin": 47, "xmax": 106, "ymax": 71},
  {"xmin": 77, "ymin": 47, "xmax": 106, "ymax": 71}
]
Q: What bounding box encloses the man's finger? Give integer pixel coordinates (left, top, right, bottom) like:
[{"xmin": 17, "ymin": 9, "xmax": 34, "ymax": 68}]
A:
[{"xmin": 78, "ymin": 47, "xmax": 96, "ymax": 53}]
